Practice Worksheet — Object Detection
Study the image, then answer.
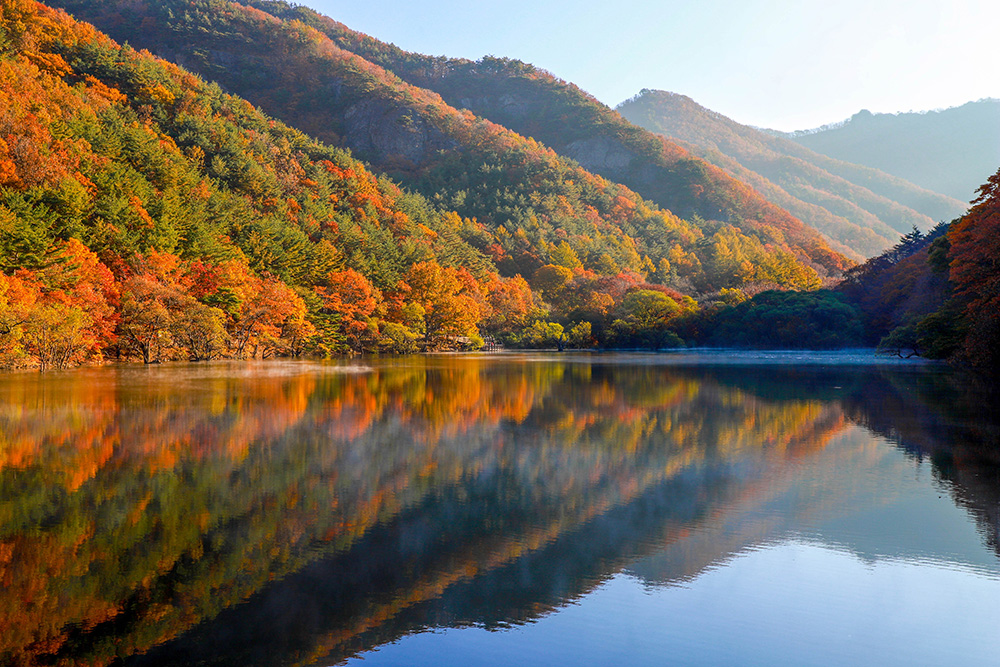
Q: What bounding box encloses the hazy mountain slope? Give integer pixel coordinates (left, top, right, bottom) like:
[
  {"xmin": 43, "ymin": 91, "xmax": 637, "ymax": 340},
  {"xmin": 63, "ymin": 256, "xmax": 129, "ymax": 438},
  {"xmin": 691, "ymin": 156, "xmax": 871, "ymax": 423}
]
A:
[
  {"xmin": 781, "ymin": 100, "xmax": 1000, "ymax": 203},
  {"xmin": 50, "ymin": 0, "xmax": 851, "ymax": 288},
  {"xmin": 616, "ymin": 90, "xmax": 968, "ymax": 257}
]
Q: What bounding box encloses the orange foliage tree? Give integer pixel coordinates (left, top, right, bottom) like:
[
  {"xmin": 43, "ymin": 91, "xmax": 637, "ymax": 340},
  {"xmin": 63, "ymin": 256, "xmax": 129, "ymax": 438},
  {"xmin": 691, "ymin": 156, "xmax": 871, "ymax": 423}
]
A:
[
  {"xmin": 211, "ymin": 261, "xmax": 311, "ymax": 358},
  {"xmin": 0, "ymin": 239, "xmax": 122, "ymax": 370},
  {"xmin": 317, "ymin": 268, "xmax": 382, "ymax": 352},
  {"xmin": 404, "ymin": 260, "xmax": 481, "ymax": 345},
  {"xmin": 482, "ymin": 273, "xmax": 537, "ymax": 336}
]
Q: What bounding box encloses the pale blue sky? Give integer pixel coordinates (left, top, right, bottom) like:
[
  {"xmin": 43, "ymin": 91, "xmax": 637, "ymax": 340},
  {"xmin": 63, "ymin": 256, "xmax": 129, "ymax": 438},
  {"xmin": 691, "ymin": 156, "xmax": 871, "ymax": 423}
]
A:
[{"xmin": 297, "ymin": 0, "xmax": 997, "ymax": 131}]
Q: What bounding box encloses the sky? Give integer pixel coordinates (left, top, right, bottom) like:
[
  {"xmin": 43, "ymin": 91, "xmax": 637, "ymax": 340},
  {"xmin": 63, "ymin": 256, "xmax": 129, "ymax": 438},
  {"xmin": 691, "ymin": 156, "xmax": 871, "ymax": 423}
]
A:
[{"xmin": 296, "ymin": 0, "xmax": 998, "ymax": 131}]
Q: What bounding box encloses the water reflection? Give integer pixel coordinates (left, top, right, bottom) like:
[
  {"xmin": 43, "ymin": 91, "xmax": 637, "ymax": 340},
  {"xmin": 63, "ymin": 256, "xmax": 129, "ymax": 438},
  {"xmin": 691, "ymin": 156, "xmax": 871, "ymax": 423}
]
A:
[{"xmin": 0, "ymin": 355, "xmax": 997, "ymax": 666}]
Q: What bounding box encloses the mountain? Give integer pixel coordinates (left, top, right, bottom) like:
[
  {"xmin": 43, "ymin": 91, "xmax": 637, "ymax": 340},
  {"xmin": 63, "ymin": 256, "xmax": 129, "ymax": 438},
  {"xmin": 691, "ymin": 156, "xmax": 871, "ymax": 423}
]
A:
[
  {"xmin": 779, "ymin": 100, "xmax": 1000, "ymax": 203},
  {"xmin": 232, "ymin": 4, "xmax": 840, "ymax": 256},
  {"xmin": 616, "ymin": 90, "xmax": 968, "ymax": 258},
  {"xmin": 0, "ymin": 0, "xmax": 859, "ymax": 371},
  {"xmin": 49, "ymin": 0, "xmax": 852, "ymax": 286}
]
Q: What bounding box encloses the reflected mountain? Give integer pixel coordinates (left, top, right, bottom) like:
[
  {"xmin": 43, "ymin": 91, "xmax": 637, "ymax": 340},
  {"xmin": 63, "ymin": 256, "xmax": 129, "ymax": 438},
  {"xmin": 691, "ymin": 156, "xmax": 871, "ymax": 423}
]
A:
[{"xmin": 0, "ymin": 355, "xmax": 997, "ymax": 666}]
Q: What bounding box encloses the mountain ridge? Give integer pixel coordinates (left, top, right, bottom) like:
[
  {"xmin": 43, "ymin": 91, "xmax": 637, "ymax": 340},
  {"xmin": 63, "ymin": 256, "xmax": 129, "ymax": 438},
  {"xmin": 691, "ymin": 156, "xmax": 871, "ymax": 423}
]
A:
[
  {"xmin": 773, "ymin": 99, "xmax": 1000, "ymax": 202},
  {"xmin": 616, "ymin": 89, "xmax": 968, "ymax": 257}
]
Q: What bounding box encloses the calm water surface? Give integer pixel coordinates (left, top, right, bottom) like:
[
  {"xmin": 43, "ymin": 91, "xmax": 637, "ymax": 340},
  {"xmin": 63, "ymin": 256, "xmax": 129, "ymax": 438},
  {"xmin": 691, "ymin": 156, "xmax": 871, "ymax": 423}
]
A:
[{"xmin": 1, "ymin": 353, "xmax": 999, "ymax": 666}]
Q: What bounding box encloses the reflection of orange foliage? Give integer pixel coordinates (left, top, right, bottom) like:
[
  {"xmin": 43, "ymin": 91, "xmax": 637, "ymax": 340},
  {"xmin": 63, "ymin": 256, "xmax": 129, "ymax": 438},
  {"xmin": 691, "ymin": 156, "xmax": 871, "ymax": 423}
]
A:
[{"xmin": 0, "ymin": 357, "xmax": 855, "ymax": 666}]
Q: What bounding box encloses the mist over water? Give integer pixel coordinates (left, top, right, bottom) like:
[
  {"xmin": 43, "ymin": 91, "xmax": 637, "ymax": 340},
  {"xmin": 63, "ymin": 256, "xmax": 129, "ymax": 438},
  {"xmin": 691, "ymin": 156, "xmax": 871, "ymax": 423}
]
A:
[{"xmin": 0, "ymin": 354, "xmax": 997, "ymax": 666}]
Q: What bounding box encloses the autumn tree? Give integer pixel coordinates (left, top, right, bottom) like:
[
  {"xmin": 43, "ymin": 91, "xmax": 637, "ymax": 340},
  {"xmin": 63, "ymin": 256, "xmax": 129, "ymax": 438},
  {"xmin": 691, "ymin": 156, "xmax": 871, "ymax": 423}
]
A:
[
  {"xmin": 404, "ymin": 260, "xmax": 481, "ymax": 346},
  {"xmin": 318, "ymin": 268, "xmax": 382, "ymax": 352},
  {"xmin": 482, "ymin": 273, "xmax": 537, "ymax": 338},
  {"xmin": 531, "ymin": 264, "xmax": 573, "ymax": 301},
  {"xmin": 171, "ymin": 298, "xmax": 229, "ymax": 360},
  {"xmin": 948, "ymin": 168, "xmax": 1000, "ymax": 373},
  {"xmin": 118, "ymin": 274, "xmax": 178, "ymax": 363},
  {"xmin": 0, "ymin": 271, "xmax": 39, "ymax": 367},
  {"xmin": 22, "ymin": 302, "xmax": 94, "ymax": 371},
  {"xmin": 230, "ymin": 273, "xmax": 307, "ymax": 358},
  {"xmin": 608, "ymin": 289, "xmax": 688, "ymax": 349}
]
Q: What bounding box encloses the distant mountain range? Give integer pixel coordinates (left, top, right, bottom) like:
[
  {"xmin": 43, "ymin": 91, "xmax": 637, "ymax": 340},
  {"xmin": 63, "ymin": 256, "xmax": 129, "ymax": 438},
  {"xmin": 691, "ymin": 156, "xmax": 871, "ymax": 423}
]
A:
[
  {"xmin": 617, "ymin": 90, "xmax": 969, "ymax": 258},
  {"xmin": 777, "ymin": 99, "xmax": 1000, "ymax": 204}
]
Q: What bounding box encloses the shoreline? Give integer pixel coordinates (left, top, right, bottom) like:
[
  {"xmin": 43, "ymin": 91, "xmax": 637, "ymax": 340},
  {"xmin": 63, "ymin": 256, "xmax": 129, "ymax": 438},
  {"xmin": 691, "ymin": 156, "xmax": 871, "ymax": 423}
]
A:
[{"xmin": 0, "ymin": 347, "xmax": 945, "ymax": 377}]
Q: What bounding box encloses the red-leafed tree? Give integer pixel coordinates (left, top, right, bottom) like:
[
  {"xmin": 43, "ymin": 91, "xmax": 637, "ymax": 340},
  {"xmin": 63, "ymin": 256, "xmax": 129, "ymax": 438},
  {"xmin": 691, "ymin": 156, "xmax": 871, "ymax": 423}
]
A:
[{"xmin": 949, "ymin": 168, "xmax": 1000, "ymax": 372}]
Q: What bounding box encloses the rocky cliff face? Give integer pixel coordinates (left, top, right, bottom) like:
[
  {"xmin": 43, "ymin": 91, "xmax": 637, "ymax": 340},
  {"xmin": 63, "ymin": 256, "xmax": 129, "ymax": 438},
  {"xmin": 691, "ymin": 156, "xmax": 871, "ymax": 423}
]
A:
[
  {"xmin": 458, "ymin": 93, "xmax": 531, "ymax": 121},
  {"xmin": 342, "ymin": 99, "xmax": 456, "ymax": 167},
  {"xmin": 564, "ymin": 136, "xmax": 635, "ymax": 173}
]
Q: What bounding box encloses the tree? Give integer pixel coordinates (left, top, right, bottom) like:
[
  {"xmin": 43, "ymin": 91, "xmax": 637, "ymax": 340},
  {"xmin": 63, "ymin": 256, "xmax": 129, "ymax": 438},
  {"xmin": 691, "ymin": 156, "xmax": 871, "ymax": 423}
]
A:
[
  {"xmin": 0, "ymin": 271, "xmax": 40, "ymax": 367},
  {"xmin": 525, "ymin": 320, "xmax": 565, "ymax": 349},
  {"xmin": 230, "ymin": 275, "xmax": 305, "ymax": 358},
  {"xmin": 22, "ymin": 303, "xmax": 94, "ymax": 371},
  {"xmin": 948, "ymin": 168, "xmax": 1000, "ymax": 373},
  {"xmin": 609, "ymin": 289, "xmax": 686, "ymax": 349},
  {"xmin": 405, "ymin": 260, "xmax": 481, "ymax": 345},
  {"xmin": 620, "ymin": 290, "xmax": 681, "ymax": 331},
  {"xmin": 483, "ymin": 273, "xmax": 537, "ymax": 337},
  {"xmin": 171, "ymin": 297, "xmax": 229, "ymax": 360},
  {"xmin": 531, "ymin": 264, "xmax": 573, "ymax": 300},
  {"xmin": 567, "ymin": 321, "xmax": 594, "ymax": 349},
  {"xmin": 36, "ymin": 239, "xmax": 120, "ymax": 364},
  {"xmin": 118, "ymin": 274, "xmax": 177, "ymax": 363},
  {"xmin": 549, "ymin": 240, "xmax": 582, "ymax": 269},
  {"xmin": 318, "ymin": 269, "xmax": 381, "ymax": 352}
]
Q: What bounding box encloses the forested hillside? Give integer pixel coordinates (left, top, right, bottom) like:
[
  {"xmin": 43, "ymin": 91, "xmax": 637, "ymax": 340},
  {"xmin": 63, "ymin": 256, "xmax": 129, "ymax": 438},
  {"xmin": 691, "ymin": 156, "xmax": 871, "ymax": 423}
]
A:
[
  {"xmin": 235, "ymin": 2, "xmax": 847, "ymax": 267},
  {"xmin": 0, "ymin": 0, "xmax": 543, "ymax": 368},
  {"xmin": 781, "ymin": 100, "xmax": 1000, "ymax": 203},
  {"xmin": 50, "ymin": 0, "xmax": 851, "ymax": 282},
  {"xmin": 617, "ymin": 90, "xmax": 967, "ymax": 258},
  {"xmin": 7, "ymin": 0, "xmax": 996, "ymax": 372},
  {"xmin": 837, "ymin": 168, "xmax": 1000, "ymax": 375}
]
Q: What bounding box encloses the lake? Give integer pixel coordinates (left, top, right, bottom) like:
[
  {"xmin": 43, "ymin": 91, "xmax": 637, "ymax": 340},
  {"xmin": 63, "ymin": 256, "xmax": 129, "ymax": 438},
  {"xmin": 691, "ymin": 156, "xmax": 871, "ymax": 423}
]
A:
[{"xmin": 1, "ymin": 353, "xmax": 999, "ymax": 666}]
